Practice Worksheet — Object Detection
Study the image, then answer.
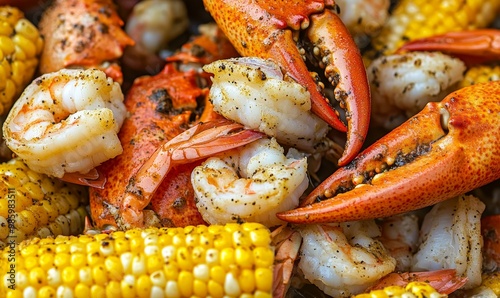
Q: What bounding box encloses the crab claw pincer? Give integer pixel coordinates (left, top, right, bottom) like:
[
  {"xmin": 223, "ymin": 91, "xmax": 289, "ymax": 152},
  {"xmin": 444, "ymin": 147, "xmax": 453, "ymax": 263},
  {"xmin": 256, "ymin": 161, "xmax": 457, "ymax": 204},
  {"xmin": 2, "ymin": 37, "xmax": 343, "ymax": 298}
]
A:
[
  {"xmin": 277, "ymin": 81, "xmax": 500, "ymax": 224},
  {"xmin": 396, "ymin": 29, "xmax": 500, "ymax": 66},
  {"xmin": 202, "ymin": 0, "xmax": 371, "ymax": 166}
]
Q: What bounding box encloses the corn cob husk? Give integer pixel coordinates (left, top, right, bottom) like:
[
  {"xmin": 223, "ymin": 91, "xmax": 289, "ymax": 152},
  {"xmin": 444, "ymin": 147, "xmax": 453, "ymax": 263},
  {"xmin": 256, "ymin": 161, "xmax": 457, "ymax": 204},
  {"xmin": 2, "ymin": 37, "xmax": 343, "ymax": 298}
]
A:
[
  {"xmin": 1, "ymin": 222, "xmax": 274, "ymax": 298},
  {"xmin": 0, "ymin": 158, "xmax": 88, "ymax": 249},
  {"xmin": 0, "ymin": 6, "xmax": 44, "ymax": 115},
  {"xmin": 353, "ymin": 281, "xmax": 447, "ymax": 298},
  {"xmin": 366, "ymin": 0, "xmax": 500, "ymax": 62}
]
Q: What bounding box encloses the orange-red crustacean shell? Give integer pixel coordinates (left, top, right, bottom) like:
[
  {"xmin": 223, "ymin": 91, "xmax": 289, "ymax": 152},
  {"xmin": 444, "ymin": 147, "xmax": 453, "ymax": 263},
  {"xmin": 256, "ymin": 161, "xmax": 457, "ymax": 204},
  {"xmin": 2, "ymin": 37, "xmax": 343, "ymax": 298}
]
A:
[
  {"xmin": 38, "ymin": 0, "xmax": 134, "ymax": 83},
  {"xmin": 89, "ymin": 30, "xmax": 239, "ymax": 229},
  {"xmin": 278, "ymin": 81, "xmax": 500, "ymax": 224}
]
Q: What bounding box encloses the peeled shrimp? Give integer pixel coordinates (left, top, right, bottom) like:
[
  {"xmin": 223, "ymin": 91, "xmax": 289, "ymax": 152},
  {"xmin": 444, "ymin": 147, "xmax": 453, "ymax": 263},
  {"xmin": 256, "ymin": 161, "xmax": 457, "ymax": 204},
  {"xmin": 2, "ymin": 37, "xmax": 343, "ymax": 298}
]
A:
[
  {"xmin": 3, "ymin": 68, "xmax": 126, "ymax": 180},
  {"xmin": 377, "ymin": 214, "xmax": 420, "ymax": 272},
  {"xmin": 335, "ymin": 0, "xmax": 390, "ymax": 47},
  {"xmin": 367, "ymin": 51, "xmax": 466, "ymax": 129},
  {"xmin": 203, "ymin": 57, "xmax": 330, "ymax": 153},
  {"xmin": 297, "ymin": 221, "xmax": 397, "ymax": 297},
  {"xmin": 123, "ymin": 0, "xmax": 189, "ymax": 73},
  {"xmin": 192, "ymin": 138, "xmax": 308, "ymax": 227},
  {"xmin": 411, "ymin": 195, "xmax": 486, "ymax": 289},
  {"xmin": 125, "ymin": 0, "xmax": 188, "ymax": 54}
]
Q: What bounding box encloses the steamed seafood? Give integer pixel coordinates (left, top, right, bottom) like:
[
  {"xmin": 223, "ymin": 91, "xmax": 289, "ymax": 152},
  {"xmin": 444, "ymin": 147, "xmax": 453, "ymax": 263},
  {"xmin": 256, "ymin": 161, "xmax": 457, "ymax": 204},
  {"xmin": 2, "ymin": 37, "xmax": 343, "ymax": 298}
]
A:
[{"xmin": 2, "ymin": 68, "xmax": 126, "ymax": 187}]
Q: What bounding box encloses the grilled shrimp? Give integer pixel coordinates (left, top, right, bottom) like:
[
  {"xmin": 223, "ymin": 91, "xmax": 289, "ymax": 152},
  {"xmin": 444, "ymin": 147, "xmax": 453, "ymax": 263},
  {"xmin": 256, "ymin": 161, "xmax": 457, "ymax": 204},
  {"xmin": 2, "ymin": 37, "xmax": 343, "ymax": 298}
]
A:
[
  {"xmin": 2, "ymin": 68, "xmax": 126, "ymax": 185},
  {"xmin": 367, "ymin": 51, "xmax": 466, "ymax": 129},
  {"xmin": 192, "ymin": 138, "xmax": 308, "ymax": 227},
  {"xmin": 297, "ymin": 221, "xmax": 397, "ymax": 297},
  {"xmin": 203, "ymin": 57, "xmax": 330, "ymax": 153},
  {"xmin": 411, "ymin": 195, "xmax": 485, "ymax": 289}
]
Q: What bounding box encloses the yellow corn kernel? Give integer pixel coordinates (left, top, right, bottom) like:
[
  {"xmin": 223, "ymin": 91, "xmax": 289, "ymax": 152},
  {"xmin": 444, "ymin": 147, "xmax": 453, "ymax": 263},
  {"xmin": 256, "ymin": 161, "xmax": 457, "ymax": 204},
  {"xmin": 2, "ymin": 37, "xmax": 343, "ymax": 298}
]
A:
[
  {"xmin": 366, "ymin": 0, "xmax": 500, "ymax": 62},
  {"xmin": 352, "ymin": 281, "xmax": 446, "ymax": 297},
  {"xmin": 1, "ymin": 223, "xmax": 274, "ymax": 297},
  {"xmin": 459, "ymin": 64, "xmax": 500, "ymax": 88},
  {"xmin": 208, "ymin": 279, "xmax": 224, "ymax": 298},
  {"xmin": 481, "ymin": 271, "xmax": 500, "ymax": 295},
  {"xmin": 0, "ymin": 158, "xmax": 88, "ymax": 249},
  {"xmin": 74, "ymin": 284, "xmax": 91, "ymax": 298},
  {"xmin": 136, "ymin": 275, "xmax": 152, "ymax": 298},
  {"xmin": 38, "ymin": 286, "xmax": 56, "ymax": 298},
  {"xmin": 105, "ymin": 280, "xmax": 121, "ymax": 297},
  {"xmin": 61, "ymin": 266, "xmax": 78, "ymax": 288},
  {"xmin": 193, "ymin": 279, "xmax": 208, "ymax": 297},
  {"xmin": 0, "ymin": 6, "xmax": 43, "ymax": 115}
]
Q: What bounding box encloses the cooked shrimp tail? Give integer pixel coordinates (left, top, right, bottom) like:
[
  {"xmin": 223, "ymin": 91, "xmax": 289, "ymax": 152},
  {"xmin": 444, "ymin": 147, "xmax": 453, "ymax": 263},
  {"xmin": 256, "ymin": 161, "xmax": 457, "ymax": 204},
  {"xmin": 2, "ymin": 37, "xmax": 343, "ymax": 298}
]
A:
[{"xmin": 61, "ymin": 169, "xmax": 107, "ymax": 189}]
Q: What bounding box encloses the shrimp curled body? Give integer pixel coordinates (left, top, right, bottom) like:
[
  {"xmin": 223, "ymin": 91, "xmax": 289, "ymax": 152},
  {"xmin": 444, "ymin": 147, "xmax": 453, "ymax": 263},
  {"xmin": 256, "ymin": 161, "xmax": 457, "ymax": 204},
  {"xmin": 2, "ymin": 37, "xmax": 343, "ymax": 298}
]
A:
[
  {"xmin": 192, "ymin": 138, "xmax": 308, "ymax": 227},
  {"xmin": 203, "ymin": 57, "xmax": 330, "ymax": 153},
  {"xmin": 3, "ymin": 68, "xmax": 127, "ymax": 178},
  {"xmin": 298, "ymin": 221, "xmax": 396, "ymax": 297}
]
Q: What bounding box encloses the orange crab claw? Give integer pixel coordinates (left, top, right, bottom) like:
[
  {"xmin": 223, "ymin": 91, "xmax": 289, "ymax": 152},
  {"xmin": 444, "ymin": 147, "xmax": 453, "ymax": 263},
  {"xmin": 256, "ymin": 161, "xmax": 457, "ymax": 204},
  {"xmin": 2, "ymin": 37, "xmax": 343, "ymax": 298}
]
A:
[
  {"xmin": 277, "ymin": 81, "xmax": 500, "ymax": 224},
  {"xmin": 396, "ymin": 29, "xmax": 500, "ymax": 66},
  {"xmin": 120, "ymin": 119, "xmax": 264, "ymax": 228},
  {"xmin": 202, "ymin": 0, "xmax": 370, "ymax": 166}
]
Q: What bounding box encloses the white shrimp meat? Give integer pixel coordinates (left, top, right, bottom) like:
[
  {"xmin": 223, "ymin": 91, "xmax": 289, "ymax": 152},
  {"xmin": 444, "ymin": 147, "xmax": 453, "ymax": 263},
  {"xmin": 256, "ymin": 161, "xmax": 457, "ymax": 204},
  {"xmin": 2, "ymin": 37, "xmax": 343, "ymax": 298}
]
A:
[
  {"xmin": 203, "ymin": 57, "xmax": 330, "ymax": 153},
  {"xmin": 367, "ymin": 51, "xmax": 466, "ymax": 130},
  {"xmin": 335, "ymin": 0, "xmax": 390, "ymax": 47},
  {"xmin": 411, "ymin": 195, "xmax": 485, "ymax": 289},
  {"xmin": 3, "ymin": 68, "xmax": 126, "ymax": 178},
  {"xmin": 377, "ymin": 213, "xmax": 420, "ymax": 272},
  {"xmin": 297, "ymin": 221, "xmax": 396, "ymax": 297},
  {"xmin": 126, "ymin": 0, "xmax": 188, "ymax": 54},
  {"xmin": 192, "ymin": 138, "xmax": 308, "ymax": 227}
]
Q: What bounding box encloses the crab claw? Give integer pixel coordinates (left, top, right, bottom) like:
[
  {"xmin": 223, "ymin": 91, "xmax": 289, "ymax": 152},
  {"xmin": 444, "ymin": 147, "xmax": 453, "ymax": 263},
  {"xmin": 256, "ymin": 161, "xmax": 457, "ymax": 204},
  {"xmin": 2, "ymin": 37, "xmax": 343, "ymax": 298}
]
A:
[
  {"xmin": 202, "ymin": 0, "xmax": 370, "ymax": 166},
  {"xmin": 396, "ymin": 29, "xmax": 500, "ymax": 66},
  {"xmin": 277, "ymin": 81, "xmax": 500, "ymax": 224}
]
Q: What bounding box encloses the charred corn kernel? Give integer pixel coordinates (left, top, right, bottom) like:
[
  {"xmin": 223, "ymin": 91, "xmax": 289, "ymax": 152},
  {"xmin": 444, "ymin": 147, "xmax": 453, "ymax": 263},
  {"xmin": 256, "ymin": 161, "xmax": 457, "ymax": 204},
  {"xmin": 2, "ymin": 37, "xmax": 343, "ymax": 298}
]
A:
[
  {"xmin": 1, "ymin": 223, "xmax": 274, "ymax": 297},
  {"xmin": 353, "ymin": 281, "xmax": 446, "ymax": 298},
  {"xmin": 459, "ymin": 64, "xmax": 500, "ymax": 88},
  {"xmin": 0, "ymin": 158, "xmax": 88, "ymax": 248},
  {"xmin": 0, "ymin": 6, "xmax": 43, "ymax": 115},
  {"xmin": 366, "ymin": 0, "xmax": 500, "ymax": 62}
]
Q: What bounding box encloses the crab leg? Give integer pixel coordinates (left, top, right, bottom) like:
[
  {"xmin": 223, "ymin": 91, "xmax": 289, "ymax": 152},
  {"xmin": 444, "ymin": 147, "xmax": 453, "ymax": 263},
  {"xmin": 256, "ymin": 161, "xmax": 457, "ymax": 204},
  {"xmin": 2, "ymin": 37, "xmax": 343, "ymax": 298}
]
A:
[
  {"xmin": 277, "ymin": 81, "xmax": 500, "ymax": 224},
  {"xmin": 202, "ymin": 0, "xmax": 370, "ymax": 166},
  {"xmin": 396, "ymin": 29, "xmax": 500, "ymax": 66},
  {"xmin": 120, "ymin": 119, "xmax": 264, "ymax": 228}
]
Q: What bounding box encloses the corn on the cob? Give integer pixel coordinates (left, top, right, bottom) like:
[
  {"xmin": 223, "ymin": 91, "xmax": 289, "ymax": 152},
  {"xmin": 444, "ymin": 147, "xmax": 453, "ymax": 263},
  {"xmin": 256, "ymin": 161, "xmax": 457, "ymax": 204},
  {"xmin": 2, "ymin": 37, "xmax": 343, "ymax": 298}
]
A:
[
  {"xmin": 1, "ymin": 222, "xmax": 274, "ymax": 298},
  {"xmin": 0, "ymin": 158, "xmax": 88, "ymax": 249},
  {"xmin": 0, "ymin": 6, "xmax": 44, "ymax": 115},
  {"xmin": 459, "ymin": 64, "xmax": 500, "ymax": 88},
  {"xmin": 353, "ymin": 281, "xmax": 447, "ymax": 298},
  {"xmin": 480, "ymin": 271, "xmax": 500, "ymax": 296},
  {"xmin": 367, "ymin": 0, "xmax": 500, "ymax": 60}
]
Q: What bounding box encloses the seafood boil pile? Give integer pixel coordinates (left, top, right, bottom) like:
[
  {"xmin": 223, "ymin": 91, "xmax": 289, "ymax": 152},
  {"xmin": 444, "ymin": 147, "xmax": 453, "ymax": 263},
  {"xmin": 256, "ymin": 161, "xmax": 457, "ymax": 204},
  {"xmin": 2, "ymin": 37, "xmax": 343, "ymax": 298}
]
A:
[{"xmin": 0, "ymin": 0, "xmax": 499, "ymax": 297}]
